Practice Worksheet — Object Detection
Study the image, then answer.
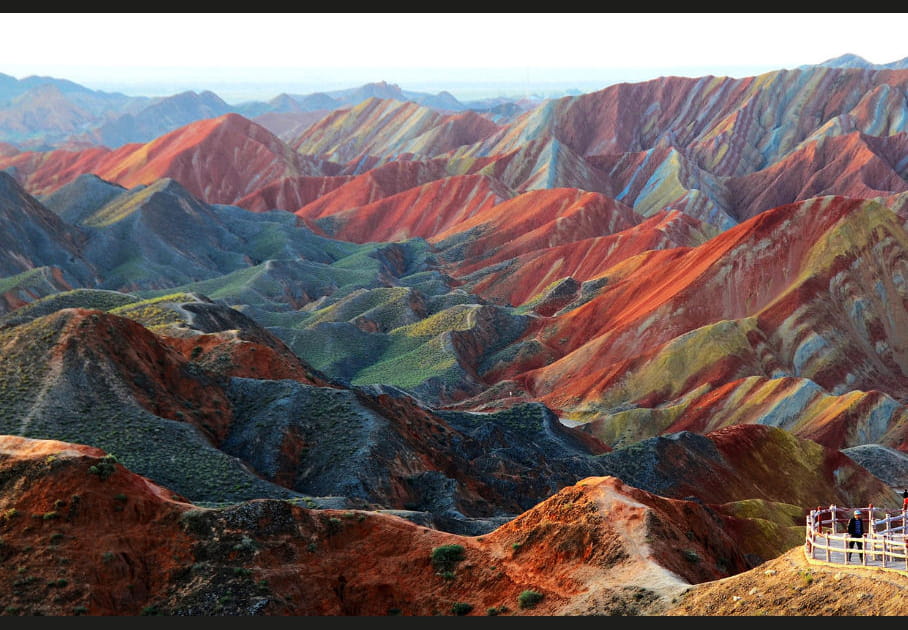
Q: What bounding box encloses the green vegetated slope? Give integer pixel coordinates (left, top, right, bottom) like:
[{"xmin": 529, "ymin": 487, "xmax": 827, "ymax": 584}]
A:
[
  {"xmin": 0, "ymin": 292, "xmax": 308, "ymax": 506},
  {"xmin": 137, "ymin": 233, "xmax": 528, "ymax": 399}
]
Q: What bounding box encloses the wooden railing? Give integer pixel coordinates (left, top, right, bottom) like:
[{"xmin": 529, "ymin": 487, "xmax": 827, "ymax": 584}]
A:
[{"xmin": 805, "ymin": 504, "xmax": 908, "ymax": 570}]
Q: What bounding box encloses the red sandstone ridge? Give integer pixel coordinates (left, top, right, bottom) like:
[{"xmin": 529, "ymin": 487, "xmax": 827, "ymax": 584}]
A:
[
  {"xmin": 90, "ymin": 113, "xmax": 319, "ymax": 205},
  {"xmin": 162, "ymin": 325, "xmax": 331, "ymax": 388},
  {"xmin": 292, "ymin": 158, "xmax": 487, "ymax": 221},
  {"xmin": 457, "ymin": 210, "xmax": 715, "ymax": 308},
  {"xmin": 298, "ymin": 173, "xmax": 510, "ymax": 242},
  {"xmin": 236, "ymin": 174, "xmax": 353, "ymax": 214},
  {"xmin": 0, "ymin": 435, "xmax": 196, "ymax": 616},
  {"xmin": 432, "ymin": 188, "xmax": 640, "ymax": 260},
  {"xmin": 726, "ymin": 131, "xmax": 908, "ymax": 222},
  {"xmin": 289, "ymin": 97, "xmax": 501, "ymax": 165},
  {"xmin": 0, "ymin": 114, "xmax": 322, "ymax": 206}
]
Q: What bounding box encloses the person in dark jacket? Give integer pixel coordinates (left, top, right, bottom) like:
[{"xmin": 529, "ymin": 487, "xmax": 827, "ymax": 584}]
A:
[{"xmin": 847, "ymin": 509, "xmax": 865, "ymax": 561}]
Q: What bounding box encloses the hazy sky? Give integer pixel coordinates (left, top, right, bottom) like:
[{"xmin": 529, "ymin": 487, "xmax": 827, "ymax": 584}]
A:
[{"xmin": 4, "ymin": 13, "xmax": 908, "ymax": 102}]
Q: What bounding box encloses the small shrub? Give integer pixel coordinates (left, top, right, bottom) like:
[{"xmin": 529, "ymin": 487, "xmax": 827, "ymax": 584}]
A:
[
  {"xmin": 518, "ymin": 590, "xmax": 544, "ymax": 609},
  {"xmin": 683, "ymin": 549, "xmax": 700, "ymax": 563},
  {"xmin": 88, "ymin": 455, "xmax": 119, "ymax": 481},
  {"xmin": 431, "ymin": 544, "xmax": 465, "ymax": 573},
  {"xmin": 451, "ymin": 602, "xmax": 473, "ymax": 616}
]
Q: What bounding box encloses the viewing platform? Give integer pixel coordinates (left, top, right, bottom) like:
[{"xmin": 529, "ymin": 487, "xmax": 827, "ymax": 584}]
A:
[{"xmin": 805, "ymin": 505, "xmax": 908, "ymax": 573}]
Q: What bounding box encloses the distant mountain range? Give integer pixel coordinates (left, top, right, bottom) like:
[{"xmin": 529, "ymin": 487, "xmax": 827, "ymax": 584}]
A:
[
  {"xmin": 805, "ymin": 53, "xmax": 908, "ymax": 71},
  {"xmin": 1, "ymin": 52, "xmax": 900, "ymax": 151},
  {"xmin": 0, "ymin": 74, "xmax": 539, "ymax": 150}
]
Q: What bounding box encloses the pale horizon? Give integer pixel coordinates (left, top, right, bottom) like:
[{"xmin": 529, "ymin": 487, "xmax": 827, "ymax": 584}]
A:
[{"xmin": 3, "ymin": 13, "xmax": 908, "ymax": 103}]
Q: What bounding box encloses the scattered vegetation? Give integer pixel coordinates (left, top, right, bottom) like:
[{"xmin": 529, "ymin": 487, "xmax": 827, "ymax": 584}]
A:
[
  {"xmin": 430, "ymin": 544, "xmax": 465, "ymax": 574},
  {"xmin": 518, "ymin": 590, "xmax": 544, "ymax": 609},
  {"xmin": 451, "ymin": 602, "xmax": 473, "ymax": 616},
  {"xmin": 109, "ymin": 293, "xmax": 196, "ymax": 331},
  {"xmin": 799, "ymin": 569, "xmax": 814, "ymax": 585},
  {"xmin": 88, "ymin": 454, "xmax": 119, "ymax": 481}
]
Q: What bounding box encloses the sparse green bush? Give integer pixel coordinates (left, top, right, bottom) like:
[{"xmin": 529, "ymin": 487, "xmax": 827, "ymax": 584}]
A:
[
  {"xmin": 431, "ymin": 544, "xmax": 465, "ymax": 573},
  {"xmin": 88, "ymin": 454, "xmax": 119, "ymax": 481},
  {"xmin": 518, "ymin": 590, "xmax": 544, "ymax": 609},
  {"xmin": 451, "ymin": 602, "xmax": 473, "ymax": 616}
]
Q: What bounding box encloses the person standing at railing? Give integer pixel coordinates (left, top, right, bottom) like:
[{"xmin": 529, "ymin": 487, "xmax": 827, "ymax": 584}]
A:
[
  {"xmin": 902, "ymin": 490, "xmax": 908, "ymax": 511},
  {"xmin": 847, "ymin": 509, "xmax": 865, "ymax": 561}
]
